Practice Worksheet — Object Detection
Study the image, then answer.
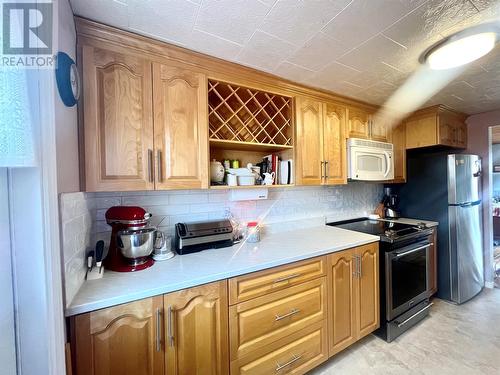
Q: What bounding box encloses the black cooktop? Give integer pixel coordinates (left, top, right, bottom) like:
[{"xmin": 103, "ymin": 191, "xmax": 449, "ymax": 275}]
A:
[{"xmin": 328, "ymin": 218, "xmax": 429, "ymax": 243}]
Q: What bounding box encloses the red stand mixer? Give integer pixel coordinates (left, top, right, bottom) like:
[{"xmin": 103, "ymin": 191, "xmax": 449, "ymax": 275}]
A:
[{"xmin": 104, "ymin": 206, "xmax": 155, "ymax": 272}]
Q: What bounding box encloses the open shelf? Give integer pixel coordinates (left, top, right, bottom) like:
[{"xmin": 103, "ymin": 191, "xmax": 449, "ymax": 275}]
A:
[
  {"xmin": 208, "ymin": 79, "xmax": 293, "ymax": 147},
  {"xmin": 210, "ymin": 184, "xmax": 294, "ymax": 190},
  {"xmin": 209, "ymin": 139, "xmax": 293, "ymax": 152}
]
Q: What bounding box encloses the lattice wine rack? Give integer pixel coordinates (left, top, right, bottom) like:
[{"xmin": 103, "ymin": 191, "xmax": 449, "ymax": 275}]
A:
[{"xmin": 208, "ymin": 80, "xmax": 293, "ymax": 147}]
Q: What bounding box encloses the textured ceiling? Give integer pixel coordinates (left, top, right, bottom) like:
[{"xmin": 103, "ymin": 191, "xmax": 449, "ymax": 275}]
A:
[{"xmin": 70, "ymin": 0, "xmax": 500, "ymax": 114}]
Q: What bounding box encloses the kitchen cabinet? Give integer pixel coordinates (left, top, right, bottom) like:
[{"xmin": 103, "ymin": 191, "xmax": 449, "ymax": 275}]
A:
[
  {"xmin": 80, "ymin": 43, "xmax": 209, "ymax": 192},
  {"xmin": 164, "ymin": 281, "xmax": 229, "ymax": 375},
  {"xmin": 81, "ymin": 44, "xmax": 155, "ymax": 192},
  {"xmin": 327, "ymin": 243, "xmax": 379, "ymax": 357},
  {"xmin": 295, "ymin": 97, "xmax": 347, "ymax": 186},
  {"xmin": 405, "ymin": 105, "xmax": 467, "ymax": 150},
  {"xmin": 153, "ymin": 63, "xmax": 208, "ymax": 190},
  {"xmin": 387, "ymin": 122, "xmax": 406, "ymax": 183},
  {"xmin": 347, "ymin": 107, "xmax": 390, "ymax": 143},
  {"xmin": 71, "ymin": 296, "xmax": 164, "ymax": 375}
]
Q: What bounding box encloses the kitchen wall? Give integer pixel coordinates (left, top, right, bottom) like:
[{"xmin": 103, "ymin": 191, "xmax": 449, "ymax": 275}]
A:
[
  {"xmin": 60, "ymin": 192, "xmax": 94, "ymax": 306},
  {"xmin": 60, "ymin": 182, "xmax": 382, "ymax": 306},
  {"xmin": 466, "ymin": 109, "xmax": 500, "ymax": 286},
  {"xmin": 55, "ymin": 0, "xmax": 79, "ymax": 193}
]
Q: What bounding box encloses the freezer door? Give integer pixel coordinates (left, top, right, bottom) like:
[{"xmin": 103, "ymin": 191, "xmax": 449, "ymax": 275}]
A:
[
  {"xmin": 448, "ymin": 201, "xmax": 484, "ymax": 304},
  {"xmin": 448, "ymin": 155, "xmax": 481, "ymax": 205}
]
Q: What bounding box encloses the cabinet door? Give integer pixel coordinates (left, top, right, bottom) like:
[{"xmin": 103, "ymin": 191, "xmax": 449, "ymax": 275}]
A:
[
  {"xmin": 455, "ymin": 122, "xmax": 468, "ymax": 148},
  {"xmin": 389, "ymin": 123, "xmax": 406, "ymax": 183},
  {"xmin": 295, "ymin": 97, "xmax": 324, "ymax": 185},
  {"xmin": 356, "ymin": 243, "xmax": 380, "ymax": 339},
  {"xmin": 323, "ymin": 102, "xmax": 347, "ymax": 185},
  {"xmin": 347, "ymin": 107, "xmax": 370, "ymax": 139},
  {"xmin": 438, "ymin": 120, "xmax": 455, "ymax": 147},
  {"xmin": 405, "ymin": 114, "xmax": 438, "ymax": 149},
  {"xmin": 153, "ymin": 63, "xmax": 209, "ymax": 190},
  {"xmin": 370, "ymin": 117, "xmax": 391, "ymax": 142},
  {"xmin": 72, "ymin": 297, "xmax": 164, "ymax": 375},
  {"xmin": 82, "ymin": 45, "xmax": 154, "ymax": 191},
  {"xmin": 164, "ymin": 281, "xmax": 229, "ymax": 375},
  {"xmin": 327, "ymin": 249, "xmax": 357, "ymax": 357}
]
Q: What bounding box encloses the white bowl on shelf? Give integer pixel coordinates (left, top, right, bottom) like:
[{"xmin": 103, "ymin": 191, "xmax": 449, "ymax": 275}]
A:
[{"xmin": 238, "ymin": 176, "xmax": 256, "ymax": 186}]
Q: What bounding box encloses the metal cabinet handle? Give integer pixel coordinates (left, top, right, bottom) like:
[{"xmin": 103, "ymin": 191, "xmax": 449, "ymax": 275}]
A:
[
  {"xmin": 320, "ymin": 161, "xmax": 325, "ymax": 179},
  {"xmin": 352, "ymin": 255, "xmax": 358, "ymax": 277},
  {"xmin": 275, "ymin": 308, "xmax": 300, "ymax": 321},
  {"xmin": 324, "ymin": 161, "xmax": 329, "ymax": 179},
  {"xmin": 274, "ymin": 273, "xmax": 301, "ymax": 284},
  {"xmin": 167, "ymin": 306, "xmax": 174, "ymax": 347},
  {"xmin": 275, "ymin": 354, "xmax": 302, "ymax": 372},
  {"xmin": 157, "ymin": 150, "xmax": 162, "ymax": 182},
  {"xmin": 358, "ymin": 254, "xmax": 362, "ymax": 277},
  {"xmin": 155, "ymin": 308, "xmax": 162, "ymax": 352},
  {"xmin": 148, "ymin": 149, "xmax": 154, "ymax": 182}
]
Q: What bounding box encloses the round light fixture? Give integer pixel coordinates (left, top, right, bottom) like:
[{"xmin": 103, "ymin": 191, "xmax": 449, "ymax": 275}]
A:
[{"xmin": 421, "ymin": 23, "xmax": 498, "ymax": 70}]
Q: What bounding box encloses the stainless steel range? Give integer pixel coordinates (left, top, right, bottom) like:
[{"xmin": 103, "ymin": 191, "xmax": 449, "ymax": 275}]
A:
[{"xmin": 328, "ymin": 218, "xmax": 435, "ymax": 342}]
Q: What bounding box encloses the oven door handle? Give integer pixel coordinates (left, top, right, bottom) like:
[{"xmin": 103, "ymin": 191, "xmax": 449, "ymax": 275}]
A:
[
  {"xmin": 395, "ymin": 302, "xmax": 434, "ymax": 328},
  {"xmin": 394, "ymin": 243, "xmax": 432, "ymax": 258}
]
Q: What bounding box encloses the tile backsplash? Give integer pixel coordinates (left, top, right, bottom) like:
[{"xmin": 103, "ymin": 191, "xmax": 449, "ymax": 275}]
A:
[{"xmin": 60, "ymin": 182, "xmax": 383, "ymax": 306}]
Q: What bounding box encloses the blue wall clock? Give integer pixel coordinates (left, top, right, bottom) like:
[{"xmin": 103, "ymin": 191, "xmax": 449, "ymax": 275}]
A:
[{"xmin": 55, "ymin": 52, "xmax": 80, "ymax": 107}]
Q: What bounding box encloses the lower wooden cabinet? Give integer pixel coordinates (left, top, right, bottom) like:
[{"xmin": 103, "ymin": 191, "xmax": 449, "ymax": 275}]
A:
[
  {"xmin": 165, "ymin": 281, "xmax": 229, "ymax": 375},
  {"xmin": 71, "ymin": 296, "xmax": 164, "ymax": 375},
  {"xmin": 70, "ymin": 244, "xmax": 380, "ymax": 375},
  {"xmin": 328, "ymin": 243, "xmax": 379, "ymax": 357}
]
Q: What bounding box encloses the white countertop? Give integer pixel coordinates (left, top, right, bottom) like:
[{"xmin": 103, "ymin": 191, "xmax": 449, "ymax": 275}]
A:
[{"xmin": 66, "ymin": 225, "xmax": 378, "ymax": 316}]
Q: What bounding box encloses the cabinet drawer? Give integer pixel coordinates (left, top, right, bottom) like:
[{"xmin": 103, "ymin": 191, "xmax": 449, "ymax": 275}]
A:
[
  {"xmin": 229, "ymin": 257, "xmax": 326, "ymax": 305},
  {"xmin": 230, "ymin": 278, "xmax": 326, "ymax": 359},
  {"xmin": 230, "ymin": 321, "xmax": 328, "ymax": 375}
]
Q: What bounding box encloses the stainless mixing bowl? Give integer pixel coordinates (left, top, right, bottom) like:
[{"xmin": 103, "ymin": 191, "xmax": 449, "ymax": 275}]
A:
[{"xmin": 117, "ymin": 227, "xmax": 156, "ymax": 264}]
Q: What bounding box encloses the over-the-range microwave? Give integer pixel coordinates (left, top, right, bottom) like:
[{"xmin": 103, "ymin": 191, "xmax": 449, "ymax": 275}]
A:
[{"xmin": 347, "ymin": 138, "xmax": 394, "ymax": 181}]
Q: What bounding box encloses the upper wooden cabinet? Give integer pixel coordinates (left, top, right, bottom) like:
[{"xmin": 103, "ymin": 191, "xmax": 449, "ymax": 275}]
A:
[
  {"xmin": 327, "ymin": 243, "xmax": 379, "ymax": 357},
  {"xmin": 387, "ymin": 122, "xmax": 406, "ymax": 183},
  {"xmin": 347, "ymin": 107, "xmax": 390, "ymax": 143},
  {"xmin": 80, "ymin": 43, "xmax": 208, "ymax": 191},
  {"xmin": 295, "ymin": 96, "xmax": 347, "ymax": 186},
  {"xmin": 71, "ymin": 296, "xmax": 164, "ymax": 375},
  {"xmin": 405, "ymin": 105, "xmax": 467, "ymax": 149},
  {"xmin": 81, "ymin": 45, "xmax": 155, "ymax": 191},
  {"xmin": 153, "ymin": 63, "xmax": 208, "ymax": 190},
  {"xmin": 164, "ymin": 281, "xmax": 229, "ymax": 375}
]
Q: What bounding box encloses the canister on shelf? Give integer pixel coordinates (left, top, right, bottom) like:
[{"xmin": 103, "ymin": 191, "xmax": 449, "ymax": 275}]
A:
[{"xmin": 231, "ymin": 159, "xmax": 240, "ymax": 168}]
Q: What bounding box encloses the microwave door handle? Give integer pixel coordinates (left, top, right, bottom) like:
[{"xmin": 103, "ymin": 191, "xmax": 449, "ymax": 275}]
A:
[{"xmin": 383, "ymin": 151, "xmax": 391, "ymax": 178}]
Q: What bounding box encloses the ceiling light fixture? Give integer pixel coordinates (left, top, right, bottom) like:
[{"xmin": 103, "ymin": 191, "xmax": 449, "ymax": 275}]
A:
[{"xmin": 421, "ymin": 24, "xmax": 498, "ymax": 70}]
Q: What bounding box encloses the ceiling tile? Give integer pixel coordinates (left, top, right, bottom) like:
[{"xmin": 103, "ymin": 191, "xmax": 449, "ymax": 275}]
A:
[
  {"xmin": 259, "ymin": 0, "xmax": 351, "ymax": 46},
  {"xmin": 186, "ymin": 29, "xmax": 242, "ymax": 60},
  {"xmin": 237, "ymin": 31, "xmax": 296, "ymax": 72},
  {"xmin": 71, "ymin": 0, "xmax": 129, "ymax": 28},
  {"xmin": 469, "ymin": 0, "xmax": 499, "ymax": 11},
  {"xmin": 273, "ymin": 61, "xmax": 315, "ymax": 83},
  {"xmin": 322, "ymin": 0, "xmax": 427, "ymax": 48},
  {"xmin": 194, "ymin": 0, "xmax": 271, "ymax": 44},
  {"xmin": 383, "ymin": 0, "xmax": 477, "ymax": 48},
  {"xmin": 287, "ymin": 32, "xmax": 351, "ymax": 72},
  {"xmin": 128, "ymin": 0, "xmax": 199, "ymax": 45},
  {"xmin": 337, "ymin": 34, "xmax": 406, "ymax": 72}
]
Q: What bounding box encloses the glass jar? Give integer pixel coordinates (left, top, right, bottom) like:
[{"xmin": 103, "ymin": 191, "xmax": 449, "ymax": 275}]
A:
[{"xmin": 246, "ymin": 221, "xmax": 261, "ymax": 243}]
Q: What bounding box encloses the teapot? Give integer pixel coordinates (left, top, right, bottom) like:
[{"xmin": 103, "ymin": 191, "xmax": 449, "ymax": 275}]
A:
[{"xmin": 263, "ymin": 172, "xmax": 275, "ymax": 185}]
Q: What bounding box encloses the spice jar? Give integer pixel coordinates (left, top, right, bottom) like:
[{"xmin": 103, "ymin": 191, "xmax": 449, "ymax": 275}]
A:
[{"xmin": 246, "ymin": 221, "xmax": 261, "ymax": 243}]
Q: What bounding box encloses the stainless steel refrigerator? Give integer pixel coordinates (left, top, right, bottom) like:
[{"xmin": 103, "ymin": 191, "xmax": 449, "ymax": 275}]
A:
[{"xmin": 397, "ymin": 153, "xmax": 484, "ymax": 304}]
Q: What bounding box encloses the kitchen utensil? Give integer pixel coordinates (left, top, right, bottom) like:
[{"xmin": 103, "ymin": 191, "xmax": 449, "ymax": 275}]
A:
[
  {"xmin": 105, "ymin": 206, "xmax": 155, "ymax": 272},
  {"xmin": 237, "ymin": 176, "xmax": 255, "ymax": 186},
  {"xmin": 95, "ymin": 240, "xmax": 105, "ymax": 274},
  {"xmin": 227, "ymin": 174, "xmax": 237, "ymax": 186},
  {"xmin": 210, "ymin": 160, "xmax": 225, "ymax": 183},
  {"xmin": 263, "ymin": 172, "xmax": 275, "ymax": 185},
  {"xmin": 86, "ymin": 250, "xmax": 94, "ymax": 280},
  {"xmin": 153, "ymin": 231, "xmax": 175, "ymax": 261},
  {"xmin": 117, "ymin": 227, "xmax": 156, "ymax": 265}
]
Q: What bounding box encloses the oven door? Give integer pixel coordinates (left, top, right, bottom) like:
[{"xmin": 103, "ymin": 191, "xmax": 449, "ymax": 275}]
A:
[
  {"xmin": 348, "ymin": 147, "xmax": 394, "ymax": 181},
  {"xmin": 386, "ymin": 241, "xmax": 430, "ymax": 321}
]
